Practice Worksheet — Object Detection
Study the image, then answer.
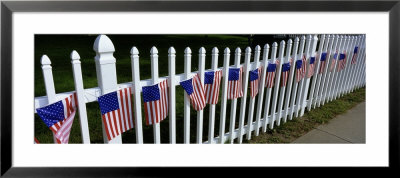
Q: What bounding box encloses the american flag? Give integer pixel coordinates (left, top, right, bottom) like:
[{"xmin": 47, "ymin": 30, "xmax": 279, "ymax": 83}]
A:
[
  {"xmin": 265, "ymin": 61, "xmax": 278, "ymax": 88},
  {"xmin": 307, "ymin": 56, "xmax": 316, "ymax": 78},
  {"xmin": 227, "ymin": 67, "xmax": 243, "ymax": 99},
  {"xmin": 337, "ymin": 52, "xmax": 347, "ymax": 72},
  {"xmin": 36, "ymin": 93, "xmax": 77, "ymax": 144},
  {"xmin": 351, "ymin": 46, "xmax": 359, "ymax": 64},
  {"xmin": 319, "ymin": 52, "xmax": 328, "ymax": 74},
  {"xmin": 98, "ymin": 87, "xmax": 134, "ymax": 141},
  {"xmin": 180, "ymin": 74, "xmax": 206, "ymax": 111},
  {"xmin": 281, "ymin": 61, "xmax": 291, "ymax": 87},
  {"xmin": 330, "ymin": 51, "xmax": 338, "ymax": 72},
  {"xmin": 295, "ymin": 55, "xmax": 307, "ymax": 82},
  {"xmin": 204, "ymin": 70, "xmax": 222, "ymax": 105},
  {"xmin": 249, "ymin": 67, "xmax": 262, "ymax": 98},
  {"xmin": 142, "ymin": 79, "xmax": 169, "ymax": 125}
]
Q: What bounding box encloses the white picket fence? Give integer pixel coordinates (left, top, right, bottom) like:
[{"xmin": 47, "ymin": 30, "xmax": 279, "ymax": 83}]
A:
[{"xmin": 34, "ymin": 34, "xmax": 366, "ymax": 144}]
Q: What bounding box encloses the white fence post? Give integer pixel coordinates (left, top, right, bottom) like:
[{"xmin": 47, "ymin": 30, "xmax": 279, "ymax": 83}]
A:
[
  {"xmin": 307, "ymin": 34, "xmax": 325, "ymax": 111},
  {"xmin": 130, "ymin": 47, "xmax": 144, "ymax": 144},
  {"xmin": 268, "ymin": 40, "xmax": 285, "ymax": 129},
  {"xmin": 251, "ymin": 44, "xmax": 269, "ymax": 140},
  {"xmin": 168, "ymin": 47, "xmax": 176, "ymax": 144},
  {"xmin": 289, "ymin": 36, "xmax": 306, "ymax": 120},
  {"xmin": 237, "ymin": 46, "xmax": 253, "ymax": 143},
  {"xmin": 283, "ymin": 37, "xmax": 299, "ymax": 122},
  {"xmin": 261, "ymin": 42, "xmax": 278, "ymax": 133},
  {"xmin": 322, "ymin": 35, "xmax": 340, "ymax": 105},
  {"xmin": 70, "ymin": 50, "xmax": 91, "ymax": 144},
  {"xmin": 184, "ymin": 47, "xmax": 192, "ymax": 144},
  {"xmin": 208, "ymin": 47, "xmax": 219, "ymax": 144},
  {"xmin": 332, "ymin": 36, "xmax": 349, "ymax": 101},
  {"xmin": 150, "ymin": 46, "xmax": 161, "ymax": 144},
  {"xmin": 228, "ymin": 48, "xmax": 242, "ymax": 143},
  {"xmin": 328, "ymin": 35, "xmax": 346, "ymax": 102},
  {"xmin": 40, "ymin": 55, "xmax": 59, "ymax": 143},
  {"xmin": 276, "ymin": 39, "xmax": 292, "ymax": 126},
  {"xmin": 196, "ymin": 47, "xmax": 206, "ymax": 144},
  {"xmin": 294, "ymin": 35, "xmax": 311, "ymax": 117},
  {"xmin": 299, "ymin": 35, "xmax": 318, "ymax": 117},
  {"xmin": 219, "ymin": 47, "xmax": 230, "ymax": 144},
  {"xmin": 341, "ymin": 36, "xmax": 356, "ymax": 96},
  {"xmin": 93, "ymin": 34, "xmax": 122, "ymax": 144}
]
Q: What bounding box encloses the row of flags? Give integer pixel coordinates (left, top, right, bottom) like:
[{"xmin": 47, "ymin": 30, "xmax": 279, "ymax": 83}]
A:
[{"xmin": 35, "ymin": 46, "xmax": 359, "ymax": 143}]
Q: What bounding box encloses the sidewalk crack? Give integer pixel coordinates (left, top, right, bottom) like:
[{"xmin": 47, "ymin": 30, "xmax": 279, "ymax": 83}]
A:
[{"xmin": 315, "ymin": 128, "xmax": 353, "ymax": 143}]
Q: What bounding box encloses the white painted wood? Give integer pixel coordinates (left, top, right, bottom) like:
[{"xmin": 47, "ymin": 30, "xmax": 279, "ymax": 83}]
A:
[
  {"xmin": 70, "ymin": 50, "xmax": 91, "ymax": 144},
  {"xmin": 208, "ymin": 47, "xmax": 219, "ymax": 144},
  {"xmin": 344, "ymin": 36, "xmax": 359, "ymax": 94},
  {"xmin": 269, "ymin": 40, "xmax": 285, "ymax": 129},
  {"xmin": 289, "ymin": 36, "xmax": 306, "ymax": 120},
  {"xmin": 237, "ymin": 46, "xmax": 253, "ymax": 143},
  {"xmin": 184, "ymin": 47, "xmax": 192, "ymax": 144},
  {"xmin": 276, "ymin": 39, "xmax": 292, "ymax": 126},
  {"xmin": 149, "ymin": 46, "xmax": 161, "ymax": 144},
  {"xmin": 228, "ymin": 47, "xmax": 242, "ymax": 143},
  {"xmin": 328, "ymin": 35, "xmax": 346, "ymax": 102},
  {"xmin": 283, "ymin": 37, "xmax": 299, "ymax": 122},
  {"xmin": 340, "ymin": 36, "xmax": 356, "ymax": 97},
  {"xmin": 196, "ymin": 47, "xmax": 206, "ymax": 144},
  {"xmin": 130, "ymin": 47, "xmax": 144, "ymax": 144},
  {"xmin": 261, "ymin": 42, "xmax": 278, "ymax": 133},
  {"xmin": 307, "ymin": 34, "xmax": 325, "ymax": 111},
  {"xmin": 332, "ymin": 36, "xmax": 349, "ymax": 100},
  {"xmin": 219, "ymin": 47, "xmax": 230, "ymax": 144},
  {"xmin": 40, "ymin": 55, "xmax": 59, "ymax": 143},
  {"xmin": 168, "ymin": 47, "xmax": 176, "ymax": 144},
  {"xmin": 294, "ymin": 35, "xmax": 311, "ymax": 118},
  {"xmin": 321, "ymin": 35, "xmax": 340, "ymax": 105},
  {"xmin": 317, "ymin": 35, "xmax": 335, "ymax": 107},
  {"xmin": 251, "ymin": 44, "xmax": 269, "ymax": 140},
  {"xmin": 353, "ymin": 35, "xmax": 366, "ymax": 91},
  {"xmin": 93, "ymin": 34, "xmax": 122, "ymax": 144},
  {"xmin": 299, "ymin": 35, "xmax": 318, "ymax": 117}
]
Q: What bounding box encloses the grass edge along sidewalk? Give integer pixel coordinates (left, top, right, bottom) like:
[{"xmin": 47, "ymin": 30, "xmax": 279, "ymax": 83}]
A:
[{"xmin": 242, "ymin": 87, "xmax": 365, "ymax": 144}]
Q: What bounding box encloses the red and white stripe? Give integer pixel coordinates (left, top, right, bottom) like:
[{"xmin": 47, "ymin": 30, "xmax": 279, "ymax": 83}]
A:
[
  {"xmin": 188, "ymin": 74, "xmax": 206, "ymax": 111},
  {"xmin": 228, "ymin": 67, "xmax": 243, "ymax": 99},
  {"xmin": 265, "ymin": 61, "xmax": 278, "ymax": 88},
  {"xmin": 205, "ymin": 70, "xmax": 222, "ymax": 105},
  {"xmin": 144, "ymin": 79, "xmax": 169, "ymax": 125},
  {"xmin": 49, "ymin": 93, "xmax": 77, "ymax": 144},
  {"xmin": 296, "ymin": 55, "xmax": 307, "ymax": 82},
  {"xmin": 250, "ymin": 67, "xmax": 262, "ymax": 98}
]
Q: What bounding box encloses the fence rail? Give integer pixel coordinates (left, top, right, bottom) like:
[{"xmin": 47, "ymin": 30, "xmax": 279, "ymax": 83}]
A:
[{"xmin": 34, "ymin": 34, "xmax": 366, "ymax": 144}]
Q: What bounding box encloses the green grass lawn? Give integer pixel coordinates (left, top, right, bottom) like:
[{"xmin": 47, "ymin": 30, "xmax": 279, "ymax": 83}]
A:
[{"xmin": 35, "ymin": 34, "xmax": 280, "ymax": 143}]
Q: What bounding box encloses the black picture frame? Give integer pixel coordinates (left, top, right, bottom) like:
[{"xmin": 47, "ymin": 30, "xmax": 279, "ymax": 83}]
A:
[{"xmin": 1, "ymin": 0, "xmax": 399, "ymax": 176}]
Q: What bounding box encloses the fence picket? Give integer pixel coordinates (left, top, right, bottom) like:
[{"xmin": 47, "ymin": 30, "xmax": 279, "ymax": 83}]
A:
[
  {"xmin": 332, "ymin": 36, "xmax": 349, "ymax": 101},
  {"xmin": 269, "ymin": 40, "xmax": 285, "ymax": 129},
  {"xmin": 315, "ymin": 35, "xmax": 333, "ymax": 108},
  {"xmin": 197, "ymin": 47, "xmax": 206, "ymax": 144},
  {"xmin": 283, "ymin": 37, "xmax": 299, "ymax": 122},
  {"xmin": 218, "ymin": 47, "xmax": 230, "ymax": 144},
  {"xmin": 208, "ymin": 47, "xmax": 219, "ymax": 144},
  {"xmin": 322, "ymin": 35, "xmax": 340, "ymax": 105},
  {"xmin": 70, "ymin": 50, "xmax": 91, "ymax": 144},
  {"xmin": 261, "ymin": 42, "xmax": 278, "ymax": 133},
  {"xmin": 276, "ymin": 39, "xmax": 292, "ymax": 126},
  {"xmin": 184, "ymin": 47, "xmax": 192, "ymax": 144},
  {"xmin": 130, "ymin": 47, "xmax": 144, "ymax": 144},
  {"xmin": 289, "ymin": 36, "xmax": 306, "ymax": 120},
  {"xmin": 228, "ymin": 48, "xmax": 242, "ymax": 143},
  {"xmin": 251, "ymin": 44, "xmax": 270, "ymax": 140},
  {"xmin": 295, "ymin": 35, "xmax": 311, "ymax": 117},
  {"xmin": 237, "ymin": 47, "xmax": 253, "ymax": 143},
  {"xmin": 307, "ymin": 34, "xmax": 326, "ymax": 111},
  {"xmin": 168, "ymin": 47, "xmax": 177, "ymax": 144}
]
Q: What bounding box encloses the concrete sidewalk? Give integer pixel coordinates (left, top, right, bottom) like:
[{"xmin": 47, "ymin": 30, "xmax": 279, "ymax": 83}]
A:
[{"xmin": 293, "ymin": 102, "xmax": 365, "ymax": 143}]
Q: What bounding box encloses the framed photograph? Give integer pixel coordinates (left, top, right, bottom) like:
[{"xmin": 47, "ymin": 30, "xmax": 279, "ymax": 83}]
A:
[{"xmin": 1, "ymin": 0, "xmax": 399, "ymax": 176}]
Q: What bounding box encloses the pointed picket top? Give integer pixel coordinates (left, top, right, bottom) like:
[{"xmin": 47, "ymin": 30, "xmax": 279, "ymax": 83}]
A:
[
  {"xmin": 280, "ymin": 40, "xmax": 286, "ymax": 46},
  {"xmin": 41, "ymin": 55, "xmax": 51, "ymax": 66},
  {"xmin": 287, "ymin": 39, "xmax": 293, "ymax": 45},
  {"xmin": 93, "ymin": 35, "xmax": 115, "ymax": 53},
  {"xmin": 272, "ymin": 42, "xmax": 278, "ymax": 48},
  {"xmin": 131, "ymin": 46, "xmax": 139, "ymax": 55},
  {"xmin": 185, "ymin": 47, "xmax": 192, "ymax": 54},
  {"xmin": 235, "ymin": 47, "xmax": 241, "ymax": 54},
  {"xmin": 255, "ymin": 45, "xmax": 261, "ymax": 52},
  {"xmin": 306, "ymin": 34, "xmax": 312, "ymax": 41},
  {"xmin": 245, "ymin": 46, "xmax": 252, "ymax": 54},
  {"xmin": 294, "ymin": 37, "xmax": 300, "ymax": 43},
  {"xmin": 264, "ymin": 43, "xmax": 270, "ymax": 49},
  {"xmin": 199, "ymin": 47, "xmax": 206, "ymax": 54},
  {"xmin": 224, "ymin": 47, "xmax": 230, "ymax": 54},
  {"xmin": 320, "ymin": 34, "xmax": 326, "ymax": 40},
  {"xmin": 212, "ymin": 47, "xmax": 219, "ymax": 54},
  {"xmin": 301, "ymin": 35, "xmax": 306, "ymax": 40},
  {"xmin": 168, "ymin": 46, "xmax": 176, "ymax": 54},
  {"xmin": 71, "ymin": 50, "xmax": 80, "ymax": 60},
  {"xmin": 150, "ymin": 46, "xmax": 158, "ymax": 54}
]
